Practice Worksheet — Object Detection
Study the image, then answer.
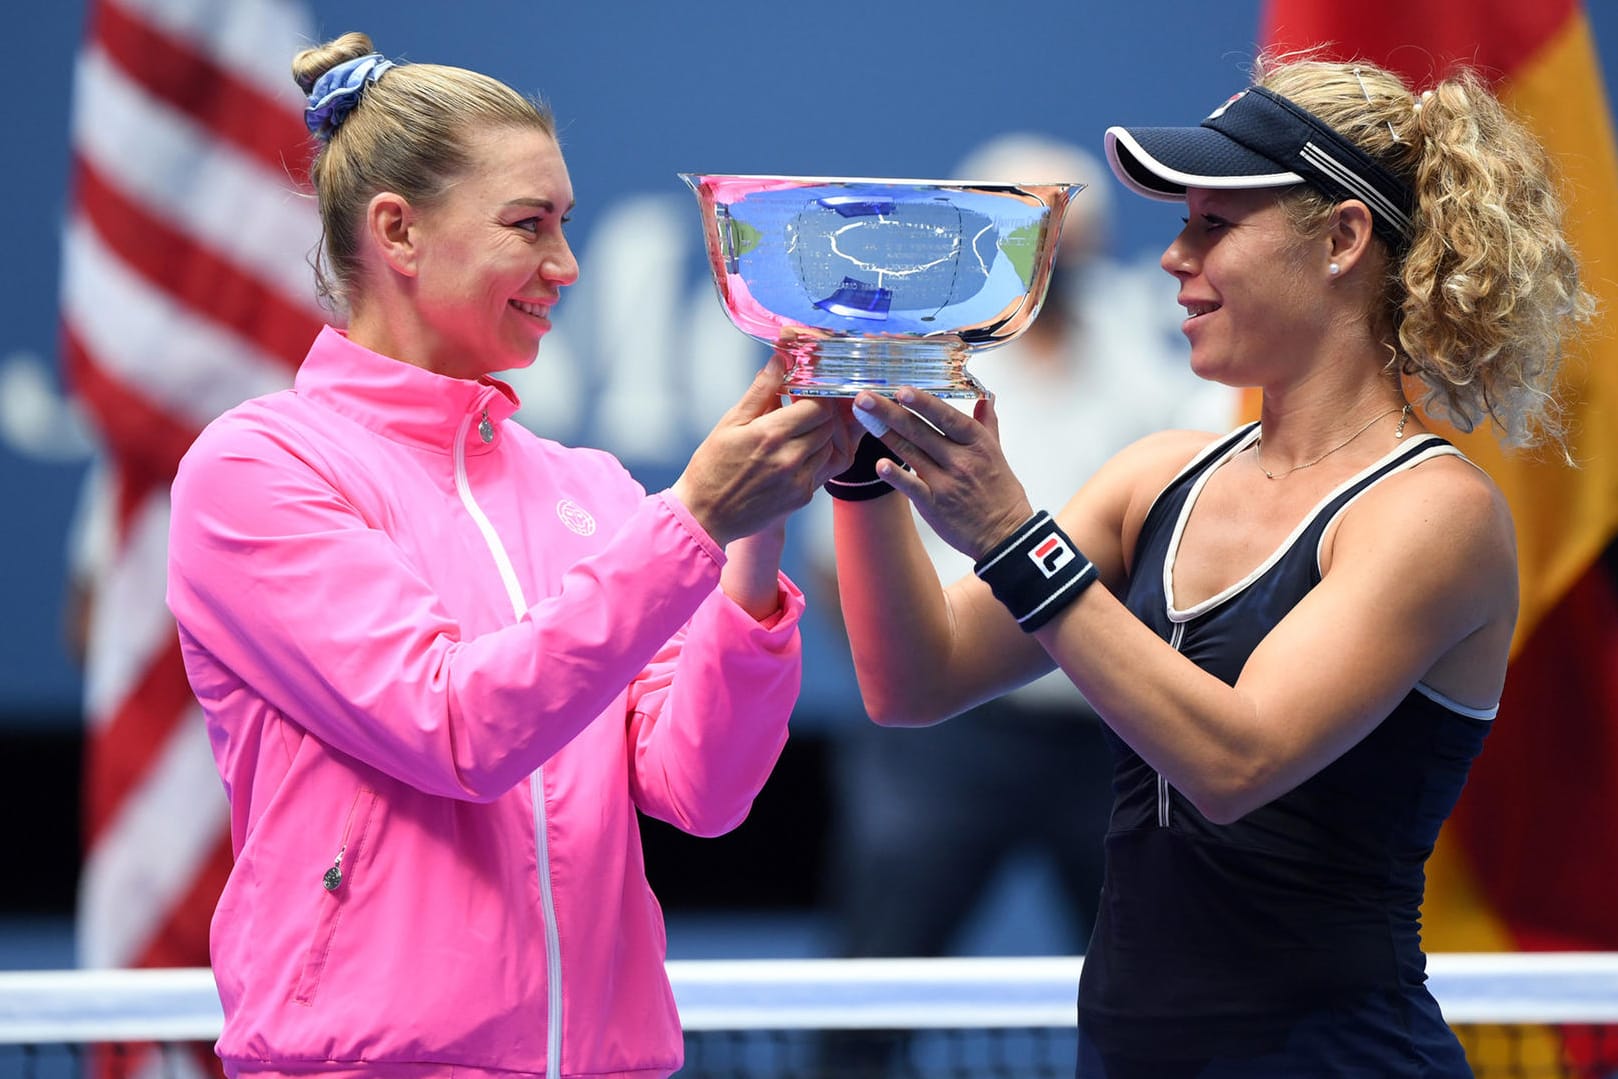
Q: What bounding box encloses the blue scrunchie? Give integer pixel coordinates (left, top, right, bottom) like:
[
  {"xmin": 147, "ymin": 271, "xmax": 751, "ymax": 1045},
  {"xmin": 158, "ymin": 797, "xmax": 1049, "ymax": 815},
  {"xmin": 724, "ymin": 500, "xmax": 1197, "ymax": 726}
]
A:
[{"xmin": 304, "ymin": 53, "xmax": 396, "ymax": 140}]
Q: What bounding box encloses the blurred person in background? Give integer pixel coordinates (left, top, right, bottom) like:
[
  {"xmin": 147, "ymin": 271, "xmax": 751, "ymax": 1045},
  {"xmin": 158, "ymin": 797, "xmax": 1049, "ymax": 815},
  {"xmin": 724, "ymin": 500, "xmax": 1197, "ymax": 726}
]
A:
[
  {"xmin": 165, "ymin": 32, "xmax": 855, "ymax": 1079},
  {"xmin": 810, "ymin": 132, "xmax": 1231, "ymax": 1070}
]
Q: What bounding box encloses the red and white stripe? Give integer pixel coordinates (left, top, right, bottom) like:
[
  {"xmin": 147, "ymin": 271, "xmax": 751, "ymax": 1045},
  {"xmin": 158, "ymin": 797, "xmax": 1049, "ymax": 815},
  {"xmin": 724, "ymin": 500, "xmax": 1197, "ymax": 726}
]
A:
[{"xmin": 66, "ymin": 4, "xmax": 324, "ymax": 1065}]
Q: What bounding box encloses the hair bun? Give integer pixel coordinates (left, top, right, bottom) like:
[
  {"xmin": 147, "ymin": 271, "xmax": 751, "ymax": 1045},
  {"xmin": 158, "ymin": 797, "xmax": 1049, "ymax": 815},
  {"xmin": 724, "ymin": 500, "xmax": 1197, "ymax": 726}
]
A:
[{"xmin": 292, "ymin": 31, "xmax": 377, "ymax": 95}]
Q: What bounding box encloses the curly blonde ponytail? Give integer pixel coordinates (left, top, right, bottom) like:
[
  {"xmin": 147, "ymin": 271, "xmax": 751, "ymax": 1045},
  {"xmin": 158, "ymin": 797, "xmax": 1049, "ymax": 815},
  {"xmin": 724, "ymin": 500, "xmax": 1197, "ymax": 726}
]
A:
[{"xmin": 1258, "ymin": 55, "xmax": 1594, "ymax": 449}]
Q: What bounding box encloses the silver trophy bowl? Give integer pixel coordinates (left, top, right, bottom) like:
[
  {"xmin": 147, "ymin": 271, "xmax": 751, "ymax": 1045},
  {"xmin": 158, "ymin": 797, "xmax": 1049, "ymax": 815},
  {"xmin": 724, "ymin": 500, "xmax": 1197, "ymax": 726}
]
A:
[{"xmin": 680, "ymin": 173, "xmax": 1083, "ymax": 398}]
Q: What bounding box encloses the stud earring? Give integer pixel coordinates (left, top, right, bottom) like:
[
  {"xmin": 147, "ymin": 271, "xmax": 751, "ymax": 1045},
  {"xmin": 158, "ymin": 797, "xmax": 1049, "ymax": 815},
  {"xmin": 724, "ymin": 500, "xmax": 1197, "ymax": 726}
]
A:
[{"xmin": 1329, "ymin": 262, "xmax": 1341, "ymax": 276}]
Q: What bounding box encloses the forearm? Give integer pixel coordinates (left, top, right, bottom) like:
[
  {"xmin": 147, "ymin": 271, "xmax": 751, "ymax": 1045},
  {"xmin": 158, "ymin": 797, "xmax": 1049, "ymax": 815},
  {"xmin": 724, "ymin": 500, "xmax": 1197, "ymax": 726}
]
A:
[
  {"xmin": 1035, "ymin": 586, "xmax": 1274, "ymax": 822},
  {"xmin": 719, "ymin": 522, "xmax": 788, "ymax": 620},
  {"xmin": 831, "ymin": 494, "xmax": 972, "ymax": 725}
]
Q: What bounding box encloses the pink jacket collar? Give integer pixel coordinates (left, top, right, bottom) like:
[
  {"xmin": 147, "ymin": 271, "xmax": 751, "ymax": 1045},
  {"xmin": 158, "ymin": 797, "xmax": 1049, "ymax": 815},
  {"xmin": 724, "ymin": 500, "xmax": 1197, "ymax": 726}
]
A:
[{"xmin": 295, "ymin": 326, "xmax": 522, "ymax": 453}]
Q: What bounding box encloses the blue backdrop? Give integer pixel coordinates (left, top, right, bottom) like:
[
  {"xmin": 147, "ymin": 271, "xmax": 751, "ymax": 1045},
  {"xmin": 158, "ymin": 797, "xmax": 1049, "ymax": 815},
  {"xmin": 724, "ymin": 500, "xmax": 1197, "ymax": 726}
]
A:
[{"xmin": 7, "ymin": 1, "xmax": 1618, "ymax": 730}]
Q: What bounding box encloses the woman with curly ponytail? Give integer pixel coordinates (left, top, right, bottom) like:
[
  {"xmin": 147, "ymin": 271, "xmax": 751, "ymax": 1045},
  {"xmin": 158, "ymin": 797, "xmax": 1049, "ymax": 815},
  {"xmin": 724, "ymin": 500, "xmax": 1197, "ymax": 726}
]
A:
[
  {"xmin": 827, "ymin": 52, "xmax": 1591, "ymax": 1077},
  {"xmin": 1259, "ymin": 56, "xmax": 1589, "ymax": 448}
]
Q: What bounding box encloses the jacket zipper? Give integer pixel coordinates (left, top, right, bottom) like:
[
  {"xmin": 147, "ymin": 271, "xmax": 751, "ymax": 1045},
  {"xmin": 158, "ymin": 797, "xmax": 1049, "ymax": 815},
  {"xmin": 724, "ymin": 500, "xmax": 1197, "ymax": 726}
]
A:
[
  {"xmin": 296, "ymin": 790, "xmax": 377, "ymax": 1004},
  {"xmin": 323, "ymin": 845, "xmax": 346, "ymax": 891},
  {"xmin": 323, "ymin": 789, "xmax": 372, "ymax": 891},
  {"xmin": 1158, "ymin": 621, "xmax": 1188, "ymax": 827},
  {"xmin": 453, "ymin": 407, "xmax": 564, "ymax": 1078}
]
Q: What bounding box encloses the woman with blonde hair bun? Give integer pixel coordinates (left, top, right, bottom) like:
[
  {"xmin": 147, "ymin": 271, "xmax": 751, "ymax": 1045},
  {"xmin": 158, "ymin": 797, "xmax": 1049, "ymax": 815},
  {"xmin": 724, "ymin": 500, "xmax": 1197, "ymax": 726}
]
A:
[
  {"xmin": 167, "ymin": 30, "xmax": 856, "ymax": 1079},
  {"xmin": 828, "ymin": 52, "xmax": 1591, "ymax": 1077}
]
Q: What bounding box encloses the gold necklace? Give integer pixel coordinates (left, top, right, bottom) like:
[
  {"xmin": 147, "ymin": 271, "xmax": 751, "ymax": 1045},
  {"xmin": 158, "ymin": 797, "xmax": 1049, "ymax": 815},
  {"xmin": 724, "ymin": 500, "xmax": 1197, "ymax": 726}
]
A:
[{"xmin": 1255, "ymin": 403, "xmax": 1413, "ymax": 480}]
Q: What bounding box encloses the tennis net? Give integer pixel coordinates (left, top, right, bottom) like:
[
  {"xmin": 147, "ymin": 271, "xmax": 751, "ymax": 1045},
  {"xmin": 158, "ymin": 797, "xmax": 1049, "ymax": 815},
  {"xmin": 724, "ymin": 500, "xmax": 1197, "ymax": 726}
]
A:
[{"xmin": 2, "ymin": 954, "xmax": 1615, "ymax": 1077}]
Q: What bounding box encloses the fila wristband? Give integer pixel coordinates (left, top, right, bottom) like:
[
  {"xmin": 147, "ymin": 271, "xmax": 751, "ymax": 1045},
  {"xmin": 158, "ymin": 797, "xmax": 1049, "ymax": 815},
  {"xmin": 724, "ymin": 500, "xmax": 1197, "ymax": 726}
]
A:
[{"xmin": 973, "ymin": 510, "xmax": 1098, "ymax": 631}]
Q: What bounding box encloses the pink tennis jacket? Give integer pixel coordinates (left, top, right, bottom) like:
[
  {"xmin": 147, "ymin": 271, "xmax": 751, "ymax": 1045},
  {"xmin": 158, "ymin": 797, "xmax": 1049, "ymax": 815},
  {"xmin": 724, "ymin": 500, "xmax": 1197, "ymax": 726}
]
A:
[{"xmin": 166, "ymin": 327, "xmax": 804, "ymax": 1078}]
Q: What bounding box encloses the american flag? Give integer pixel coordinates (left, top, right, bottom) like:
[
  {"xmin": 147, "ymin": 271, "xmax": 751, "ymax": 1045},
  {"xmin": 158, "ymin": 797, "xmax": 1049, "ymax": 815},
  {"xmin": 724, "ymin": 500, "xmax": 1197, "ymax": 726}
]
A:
[{"xmin": 64, "ymin": 0, "xmax": 324, "ymax": 1071}]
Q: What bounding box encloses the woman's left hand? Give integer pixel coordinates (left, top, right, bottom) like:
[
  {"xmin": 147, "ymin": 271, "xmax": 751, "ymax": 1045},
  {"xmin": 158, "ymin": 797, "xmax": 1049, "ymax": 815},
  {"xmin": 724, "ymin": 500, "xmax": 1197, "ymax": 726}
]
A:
[{"xmin": 851, "ymin": 387, "xmax": 1035, "ymax": 560}]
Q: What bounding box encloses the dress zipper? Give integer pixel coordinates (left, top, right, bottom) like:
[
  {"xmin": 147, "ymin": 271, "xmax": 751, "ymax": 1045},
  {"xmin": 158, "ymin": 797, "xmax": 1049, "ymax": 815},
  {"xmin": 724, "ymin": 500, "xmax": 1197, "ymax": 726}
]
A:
[{"xmin": 1158, "ymin": 621, "xmax": 1189, "ymax": 827}]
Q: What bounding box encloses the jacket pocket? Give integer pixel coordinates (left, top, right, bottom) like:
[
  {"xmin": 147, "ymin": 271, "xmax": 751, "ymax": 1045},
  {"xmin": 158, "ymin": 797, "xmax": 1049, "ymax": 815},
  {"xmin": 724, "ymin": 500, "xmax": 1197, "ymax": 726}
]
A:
[{"xmin": 293, "ymin": 788, "xmax": 379, "ymax": 1004}]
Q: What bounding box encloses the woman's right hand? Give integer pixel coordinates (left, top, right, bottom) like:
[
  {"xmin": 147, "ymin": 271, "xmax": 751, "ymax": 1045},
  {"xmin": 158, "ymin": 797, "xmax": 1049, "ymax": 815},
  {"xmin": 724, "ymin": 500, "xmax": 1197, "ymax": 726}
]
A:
[
  {"xmin": 849, "ymin": 387, "xmax": 1034, "ymax": 561},
  {"xmin": 671, "ymin": 356, "xmax": 858, "ymax": 545}
]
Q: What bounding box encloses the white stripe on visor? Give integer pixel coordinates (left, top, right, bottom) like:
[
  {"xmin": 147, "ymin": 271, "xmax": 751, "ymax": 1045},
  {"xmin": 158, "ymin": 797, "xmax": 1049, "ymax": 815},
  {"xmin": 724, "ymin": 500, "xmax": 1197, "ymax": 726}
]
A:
[{"xmin": 1299, "ymin": 141, "xmax": 1414, "ymax": 241}]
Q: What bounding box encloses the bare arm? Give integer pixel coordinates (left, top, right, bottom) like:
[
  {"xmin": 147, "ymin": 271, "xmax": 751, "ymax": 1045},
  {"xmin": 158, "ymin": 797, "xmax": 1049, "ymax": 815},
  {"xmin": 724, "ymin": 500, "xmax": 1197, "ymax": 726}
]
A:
[
  {"xmin": 718, "ymin": 522, "xmax": 789, "ymax": 621},
  {"xmin": 828, "ymin": 396, "xmax": 1190, "ymax": 726},
  {"xmin": 854, "ymin": 387, "xmax": 1516, "ymax": 822},
  {"xmin": 1041, "ymin": 461, "xmax": 1512, "ymax": 820},
  {"xmin": 831, "ymin": 489, "xmax": 1052, "ymax": 724}
]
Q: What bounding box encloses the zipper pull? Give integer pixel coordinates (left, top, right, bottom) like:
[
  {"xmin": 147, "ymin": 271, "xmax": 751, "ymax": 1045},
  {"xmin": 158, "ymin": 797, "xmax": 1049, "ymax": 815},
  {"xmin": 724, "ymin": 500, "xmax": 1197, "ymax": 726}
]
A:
[
  {"xmin": 323, "ymin": 846, "xmax": 346, "ymax": 892},
  {"xmin": 478, "ymin": 409, "xmax": 494, "ymax": 444}
]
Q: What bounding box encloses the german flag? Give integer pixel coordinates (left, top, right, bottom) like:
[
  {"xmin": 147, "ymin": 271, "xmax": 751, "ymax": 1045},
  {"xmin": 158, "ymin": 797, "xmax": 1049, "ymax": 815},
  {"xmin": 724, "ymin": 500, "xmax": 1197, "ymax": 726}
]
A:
[{"xmin": 1261, "ymin": 0, "xmax": 1618, "ymax": 1068}]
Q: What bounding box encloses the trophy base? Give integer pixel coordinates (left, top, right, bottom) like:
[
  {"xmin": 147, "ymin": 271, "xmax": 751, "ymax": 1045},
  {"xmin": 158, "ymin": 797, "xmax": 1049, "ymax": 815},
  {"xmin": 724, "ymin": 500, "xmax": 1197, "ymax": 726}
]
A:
[{"xmin": 777, "ymin": 338, "xmax": 986, "ymax": 399}]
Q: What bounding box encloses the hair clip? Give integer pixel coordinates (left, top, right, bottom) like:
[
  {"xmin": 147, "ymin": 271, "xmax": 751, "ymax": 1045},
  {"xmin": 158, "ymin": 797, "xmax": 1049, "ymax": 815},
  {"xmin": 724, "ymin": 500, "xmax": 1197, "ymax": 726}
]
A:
[{"xmin": 1354, "ymin": 66, "xmax": 1401, "ymax": 144}]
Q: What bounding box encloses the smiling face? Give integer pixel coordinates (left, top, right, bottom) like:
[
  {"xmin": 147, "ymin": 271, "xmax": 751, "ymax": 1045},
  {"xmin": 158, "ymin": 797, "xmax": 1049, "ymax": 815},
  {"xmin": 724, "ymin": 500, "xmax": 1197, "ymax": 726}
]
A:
[
  {"xmin": 1160, "ymin": 186, "xmax": 1325, "ymax": 387},
  {"xmin": 401, "ymin": 125, "xmax": 578, "ymax": 379}
]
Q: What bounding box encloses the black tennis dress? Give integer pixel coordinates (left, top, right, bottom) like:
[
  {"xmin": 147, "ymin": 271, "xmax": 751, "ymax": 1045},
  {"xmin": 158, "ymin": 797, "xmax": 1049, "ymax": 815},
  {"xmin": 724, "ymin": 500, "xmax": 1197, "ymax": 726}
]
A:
[{"xmin": 1075, "ymin": 424, "xmax": 1493, "ymax": 1078}]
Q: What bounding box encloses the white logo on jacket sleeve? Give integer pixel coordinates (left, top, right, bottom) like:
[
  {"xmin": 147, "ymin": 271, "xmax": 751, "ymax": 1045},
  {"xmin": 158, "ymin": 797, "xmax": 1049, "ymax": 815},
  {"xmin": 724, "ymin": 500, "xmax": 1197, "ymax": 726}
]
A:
[{"xmin": 556, "ymin": 499, "xmax": 597, "ymax": 536}]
